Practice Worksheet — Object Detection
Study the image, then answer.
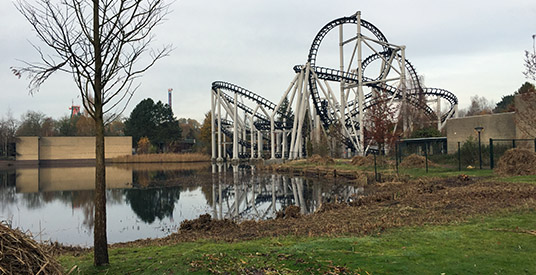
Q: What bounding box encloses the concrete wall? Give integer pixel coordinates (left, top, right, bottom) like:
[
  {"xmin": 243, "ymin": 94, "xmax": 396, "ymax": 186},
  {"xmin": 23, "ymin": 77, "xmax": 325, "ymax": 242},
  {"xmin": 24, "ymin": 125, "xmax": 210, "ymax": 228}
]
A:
[
  {"xmin": 16, "ymin": 137, "xmax": 39, "ymax": 161},
  {"xmin": 514, "ymin": 93, "xmax": 536, "ymax": 139},
  {"xmin": 16, "ymin": 166, "xmax": 132, "ymax": 193},
  {"xmin": 445, "ymin": 112, "xmax": 516, "ymax": 153},
  {"xmin": 16, "ymin": 136, "xmax": 132, "ymax": 161}
]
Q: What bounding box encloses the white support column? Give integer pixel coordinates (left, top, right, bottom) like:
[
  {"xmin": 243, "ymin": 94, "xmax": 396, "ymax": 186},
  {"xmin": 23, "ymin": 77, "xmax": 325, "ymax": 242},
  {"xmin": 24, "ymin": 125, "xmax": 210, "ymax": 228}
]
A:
[
  {"xmin": 339, "ymin": 24, "xmax": 346, "ymax": 121},
  {"xmin": 289, "ymin": 71, "xmax": 304, "ymax": 159},
  {"xmin": 217, "ymin": 88, "xmax": 223, "ymax": 161},
  {"xmin": 223, "ymin": 135, "xmax": 227, "ymax": 160},
  {"xmin": 250, "ymin": 118, "xmax": 255, "ymax": 159},
  {"xmin": 400, "ymin": 46, "xmax": 407, "ymax": 135},
  {"xmin": 436, "ymin": 96, "xmax": 441, "ymax": 130},
  {"xmin": 257, "ymin": 130, "xmax": 263, "ymax": 159},
  {"xmin": 282, "ymin": 129, "xmax": 287, "ymax": 159},
  {"xmin": 233, "ymin": 92, "xmax": 239, "ymax": 160},
  {"xmin": 356, "ymin": 11, "xmax": 365, "ymax": 155},
  {"xmin": 276, "ymin": 131, "xmax": 281, "ymax": 156},
  {"xmin": 270, "ymin": 116, "xmax": 275, "ymax": 159},
  {"xmin": 243, "ymin": 115, "xmax": 247, "ymax": 155},
  {"xmin": 293, "ymin": 64, "xmax": 311, "ymax": 159},
  {"xmin": 211, "ymin": 89, "xmax": 216, "ymax": 160}
]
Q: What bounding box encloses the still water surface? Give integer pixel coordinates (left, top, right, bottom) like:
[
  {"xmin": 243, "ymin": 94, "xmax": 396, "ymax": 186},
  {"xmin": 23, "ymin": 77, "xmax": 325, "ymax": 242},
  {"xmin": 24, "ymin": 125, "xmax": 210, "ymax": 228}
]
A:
[{"xmin": 0, "ymin": 163, "xmax": 362, "ymax": 246}]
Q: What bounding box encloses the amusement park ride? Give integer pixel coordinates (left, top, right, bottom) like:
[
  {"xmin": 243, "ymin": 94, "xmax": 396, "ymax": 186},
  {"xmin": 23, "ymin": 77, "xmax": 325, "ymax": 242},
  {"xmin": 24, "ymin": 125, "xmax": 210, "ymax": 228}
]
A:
[{"xmin": 210, "ymin": 11, "xmax": 458, "ymax": 161}]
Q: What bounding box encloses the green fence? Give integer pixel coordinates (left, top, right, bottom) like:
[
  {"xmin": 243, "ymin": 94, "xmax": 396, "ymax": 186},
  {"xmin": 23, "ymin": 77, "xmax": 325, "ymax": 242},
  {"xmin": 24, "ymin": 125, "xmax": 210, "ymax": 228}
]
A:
[{"xmin": 489, "ymin": 138, "xmax": 536, "ymax": 169}]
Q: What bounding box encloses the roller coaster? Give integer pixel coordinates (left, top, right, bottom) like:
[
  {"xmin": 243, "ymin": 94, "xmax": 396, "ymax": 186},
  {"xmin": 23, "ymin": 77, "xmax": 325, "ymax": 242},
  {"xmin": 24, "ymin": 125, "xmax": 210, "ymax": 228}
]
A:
[{"xmin": 210, "ymin": 11, "xmax": 458, "ymax": 161}]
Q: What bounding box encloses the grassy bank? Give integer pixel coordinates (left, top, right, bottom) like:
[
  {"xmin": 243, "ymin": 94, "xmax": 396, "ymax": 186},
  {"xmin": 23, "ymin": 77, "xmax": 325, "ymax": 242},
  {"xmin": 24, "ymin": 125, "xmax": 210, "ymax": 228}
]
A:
[
  {"xmin": 271, "ymin": 157, "xmax": 536, "ymax": 183},
  {"xmin": 110, "ymin": 153, "xmax": 210, "ymax": 163},
  {"xmin": 59, "ymin": 210, "xmax": 536, "ymax": 274}
]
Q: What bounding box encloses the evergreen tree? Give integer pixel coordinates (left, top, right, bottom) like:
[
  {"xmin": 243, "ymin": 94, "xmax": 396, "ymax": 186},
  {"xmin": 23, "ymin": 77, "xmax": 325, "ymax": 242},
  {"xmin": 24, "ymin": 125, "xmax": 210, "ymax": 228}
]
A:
[{"xmin": 124, "ymin": 98, "xmax": 181, "ymax": 151}]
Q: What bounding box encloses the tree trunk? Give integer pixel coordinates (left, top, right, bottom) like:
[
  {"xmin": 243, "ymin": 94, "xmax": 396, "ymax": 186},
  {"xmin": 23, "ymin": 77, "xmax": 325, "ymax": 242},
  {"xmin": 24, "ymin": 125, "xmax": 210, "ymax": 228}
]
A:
[
  {"xmin": 94, "ymin": 112, "xmax": 108, "ymax": 265},
  {"xmin": 93, "ymin": 0, "xmax": 109, "ymax": 266}
]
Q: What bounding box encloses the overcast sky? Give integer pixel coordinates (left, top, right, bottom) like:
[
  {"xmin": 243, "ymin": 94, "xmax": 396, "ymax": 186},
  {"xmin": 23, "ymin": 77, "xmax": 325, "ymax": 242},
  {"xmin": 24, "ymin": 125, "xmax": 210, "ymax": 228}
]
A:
[{"xmin": 1, "ymin": 0, "xmax": 534, "ymax": 123}]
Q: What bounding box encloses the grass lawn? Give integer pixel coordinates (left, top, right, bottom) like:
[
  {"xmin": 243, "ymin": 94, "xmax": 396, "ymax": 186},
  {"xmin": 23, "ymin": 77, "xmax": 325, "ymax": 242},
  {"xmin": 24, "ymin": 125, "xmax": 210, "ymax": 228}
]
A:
[{"xmin": 59, "ymin": 210, "xmax": 536, "ymax": 274}]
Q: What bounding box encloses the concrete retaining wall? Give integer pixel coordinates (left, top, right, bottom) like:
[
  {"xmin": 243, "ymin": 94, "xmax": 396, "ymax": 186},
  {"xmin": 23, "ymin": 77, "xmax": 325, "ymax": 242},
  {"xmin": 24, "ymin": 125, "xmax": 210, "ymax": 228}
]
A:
[
  {"xmin": 16, "ymin": 136, "xmax": 132, "ymax": 162},
  {"xmin": 445, "ymin": 112, "xmax": 516, "ymax": 153}
]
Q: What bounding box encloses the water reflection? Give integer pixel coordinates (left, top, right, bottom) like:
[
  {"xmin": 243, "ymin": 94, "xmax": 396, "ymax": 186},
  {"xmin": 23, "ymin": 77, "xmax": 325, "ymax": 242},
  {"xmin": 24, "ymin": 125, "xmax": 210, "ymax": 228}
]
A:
[
  {"xmin": 0, "ymin": 163, "xmax": 363, "ymax": 246},
  {"xmin": 124, "ymin": 188, "xmax": 181, "ymax": 223},
  {"xmin": 210, "ymin": 164, "xmax": 363, "ymax": 220}
]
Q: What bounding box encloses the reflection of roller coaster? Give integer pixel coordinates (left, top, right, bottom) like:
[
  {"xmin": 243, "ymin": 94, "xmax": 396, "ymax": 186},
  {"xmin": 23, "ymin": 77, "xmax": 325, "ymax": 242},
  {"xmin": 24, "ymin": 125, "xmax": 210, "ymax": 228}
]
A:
[
  {"xmin": 211, "ymin": 11, "xmax": 458, "ymax": 160},
  {"xmin": 210, "ymin": 165, "xmax": 362, "ymax": 221}
]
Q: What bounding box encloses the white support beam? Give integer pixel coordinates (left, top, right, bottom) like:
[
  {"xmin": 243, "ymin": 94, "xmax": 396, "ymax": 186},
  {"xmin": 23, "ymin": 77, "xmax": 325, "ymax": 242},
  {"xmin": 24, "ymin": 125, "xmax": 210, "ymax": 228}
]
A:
[{"xmin": 211, "ymin": 89, "xmax": 216, "ymax": 160}]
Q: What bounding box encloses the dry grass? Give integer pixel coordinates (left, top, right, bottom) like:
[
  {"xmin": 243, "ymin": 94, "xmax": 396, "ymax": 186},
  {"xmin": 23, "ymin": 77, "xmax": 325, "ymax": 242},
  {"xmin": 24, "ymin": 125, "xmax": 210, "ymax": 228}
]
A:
[
  {"xmin": 110, "ymin": 153, "xmax": 210, "ymax": 163},
  {"xmin": 308, "ymin": 154, "xmax": 335, "ymax": 165},
  {"xmin": 0, "ymin": 222, "xmax": 63, "ymax": 274},
  {"xmin": 400, "ymin": 153, "xmax": 437, "ymax": 168},
  {"xmin": 495, "ymin": 148, "xmax": 536, "ymax": 176},
  {"xmin": 112, "ymin": 162, "xmax": 211, "ymax": 171}
]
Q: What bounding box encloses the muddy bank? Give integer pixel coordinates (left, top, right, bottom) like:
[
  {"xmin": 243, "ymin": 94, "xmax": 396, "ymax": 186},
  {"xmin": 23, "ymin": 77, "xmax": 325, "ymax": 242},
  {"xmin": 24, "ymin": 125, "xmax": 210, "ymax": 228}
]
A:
[{"xmin": 107, "ymin": 175, "xmax": 535, "ymax": 249}]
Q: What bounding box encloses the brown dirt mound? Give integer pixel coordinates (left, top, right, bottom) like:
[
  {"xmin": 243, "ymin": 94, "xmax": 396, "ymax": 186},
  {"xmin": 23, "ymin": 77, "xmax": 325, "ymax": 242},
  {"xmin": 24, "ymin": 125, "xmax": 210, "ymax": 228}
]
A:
[
  {"xmin": 179, "ymin": 214, "xmax": 237, "ymax": 232},
  {"xmin": 495, "ymin": 148, "xmax": 536, "ymax": 176},
  {"xmin": 308, "ymin": 154, "xmax": 334, "ymax": 165},
  {"xmin": 400, "ymin": 154, "xmax": 436, "ymax": 168},
  {"xmin": 156, "ymin": 178, "xmax": 536, "ymax": 244},
  {"xmin": 0, "ymin": 222, "xmax": 63, "ymax": 274},
  {"xmin": 276, "ymin": 205, "xmax": 302, "ymax": 219},
  {"xmin": 351, "ymin": 156, "xmax": 373, "ymax": 166}
]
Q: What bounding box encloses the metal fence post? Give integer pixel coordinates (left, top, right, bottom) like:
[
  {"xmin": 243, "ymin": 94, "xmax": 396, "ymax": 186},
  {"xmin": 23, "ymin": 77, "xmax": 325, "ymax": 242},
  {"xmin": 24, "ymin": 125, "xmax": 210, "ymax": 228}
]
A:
[
  {"xmin": 425, "ymin": 142, "xmax": 428, "ymax": 173},
  {"xmin": 374, "ymin": 153, "xmax": 378, "ymax": 181},
  {"xmin": 534, "ymin": 138, "xmax": 536, "ymax": 152},
  {"xmin": 458, "ymin": 141, "xmax": 461, "ymax": 171},
  {"xmin": 395, "ymin": 142, "xmax": 399, "ymax": 174},
  {"xmin": 489, "ymin": 138, "xmax": 494, "ymax": 169}
]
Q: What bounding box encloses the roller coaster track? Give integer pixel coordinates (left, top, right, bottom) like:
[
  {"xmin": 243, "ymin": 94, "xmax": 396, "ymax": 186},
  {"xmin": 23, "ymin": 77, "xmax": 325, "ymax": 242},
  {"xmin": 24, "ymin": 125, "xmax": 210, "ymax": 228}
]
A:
[
  {"xmin": 305, "ymin": 15, "xmax": 457, "ymax": 130},
  {"xmin": 212, "ymin": 12, "xmax": 458, "ymax": 155},
  {"xmin": 213, "ymin": 81, "xmax": 294, "ymax": 130}
]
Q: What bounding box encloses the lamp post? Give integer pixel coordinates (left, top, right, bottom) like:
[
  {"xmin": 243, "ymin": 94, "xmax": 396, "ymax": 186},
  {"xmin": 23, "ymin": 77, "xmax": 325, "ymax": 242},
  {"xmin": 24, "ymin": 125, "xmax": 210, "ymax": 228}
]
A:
[{"xmin": 474, "ymin": 126, "xmax": 484, "ymax": 169}]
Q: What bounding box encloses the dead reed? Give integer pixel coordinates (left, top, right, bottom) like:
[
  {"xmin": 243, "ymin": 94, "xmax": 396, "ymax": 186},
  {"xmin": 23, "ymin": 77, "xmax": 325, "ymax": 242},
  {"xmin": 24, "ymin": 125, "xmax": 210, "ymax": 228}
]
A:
[
  {"xmin": 110, "ymin": 153, "xmax": 210, "ymax": 163},
  {"xmin": 0, "ymin": 222, "xmax": 63, "ymax": 274},
  {"xmin": 495, "ymin": 148, "xmax": 536, "ymax": 176}
]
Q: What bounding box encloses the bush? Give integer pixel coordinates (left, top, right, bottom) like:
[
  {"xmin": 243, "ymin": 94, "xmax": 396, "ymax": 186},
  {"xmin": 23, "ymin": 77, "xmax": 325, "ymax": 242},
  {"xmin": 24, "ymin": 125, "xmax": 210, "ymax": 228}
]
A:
[
  {"xmin": 137, "ymin": 137, "xmax": 151, "ymax": 154},
  {"xmin": 458, "ymin": 136, "xmax": 489, "ymax": 167}
]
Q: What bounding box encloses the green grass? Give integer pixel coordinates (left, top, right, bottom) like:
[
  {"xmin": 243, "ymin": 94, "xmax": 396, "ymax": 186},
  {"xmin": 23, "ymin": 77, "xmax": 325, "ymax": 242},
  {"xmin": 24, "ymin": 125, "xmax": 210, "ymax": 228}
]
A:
[
  {"xmin": 59, "ymin": 210, "xmax": 536, "ymax": 274},
  {"xmin": 396, "ymin": 167, "xmax": 494, "ymax": 178},
  {"xmin": 284, "ymin": 157, "xmax": 536, "ymax": 183}
]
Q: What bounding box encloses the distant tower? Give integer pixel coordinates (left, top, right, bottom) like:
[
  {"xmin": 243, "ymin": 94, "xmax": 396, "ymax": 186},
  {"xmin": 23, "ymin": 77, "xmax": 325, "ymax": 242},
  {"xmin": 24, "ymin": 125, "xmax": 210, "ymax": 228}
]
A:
[
  {"xmin": 69, "ymin": 105, "xmax": 81, "ymax": 118},
  {"xmin": 168, "ymin": 88, "xmax": 173, "ymax": 110}
]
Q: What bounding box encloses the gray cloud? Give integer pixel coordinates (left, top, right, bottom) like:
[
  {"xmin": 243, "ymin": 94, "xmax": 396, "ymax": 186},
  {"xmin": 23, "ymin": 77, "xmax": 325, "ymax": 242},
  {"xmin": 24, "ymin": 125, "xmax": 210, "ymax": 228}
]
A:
[{"xmin": 1, "ymin": 0, "xmax": 534, "ymax": 123}]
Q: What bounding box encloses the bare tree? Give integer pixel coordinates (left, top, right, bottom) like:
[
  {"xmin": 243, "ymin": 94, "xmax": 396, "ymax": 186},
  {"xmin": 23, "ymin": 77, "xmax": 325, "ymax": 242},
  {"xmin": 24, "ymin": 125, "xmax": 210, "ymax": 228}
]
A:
[
  {"xmin": 524, "ymin": 34, "xmax": 536, "ymax": 81},
  {"xmin": 12, "ymin": 0, "xmax": 172, "ymax": 266},
  {"xmin": 0, "ymin": 111, "xmax": 18, "ymax": 159},
  {"xmin": 364, "ymin": 89, "xmax": 399, "ymax": 153},
  {"xmin": 463, "ymin": 95, "xmax": 493, "ymax": 117}
]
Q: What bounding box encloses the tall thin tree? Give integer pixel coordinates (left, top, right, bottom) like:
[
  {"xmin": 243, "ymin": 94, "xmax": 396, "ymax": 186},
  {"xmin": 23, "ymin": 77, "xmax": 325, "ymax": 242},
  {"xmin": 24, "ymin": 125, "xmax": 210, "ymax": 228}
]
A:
[{"xmin": 12, "ymin": 0, "xmax": 172, "ymax": 265}]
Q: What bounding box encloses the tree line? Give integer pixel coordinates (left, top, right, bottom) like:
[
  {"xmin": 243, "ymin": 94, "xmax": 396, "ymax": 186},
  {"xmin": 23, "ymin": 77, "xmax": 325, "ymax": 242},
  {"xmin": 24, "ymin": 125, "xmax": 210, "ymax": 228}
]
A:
[
  {"xmin": 0, "ymin": 98, "xmax": 211, "ymax": 159},
  {"xmin": 458, "ymin": 81, "xmax": 535, "ymax": 117}
]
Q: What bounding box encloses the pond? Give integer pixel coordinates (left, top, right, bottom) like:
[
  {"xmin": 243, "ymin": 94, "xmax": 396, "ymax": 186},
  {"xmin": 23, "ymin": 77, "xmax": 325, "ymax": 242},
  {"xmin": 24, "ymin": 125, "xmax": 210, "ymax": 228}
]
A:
[{"xmin": 0, "ymin": 163, "xmax": 363, "ymax": 247}]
